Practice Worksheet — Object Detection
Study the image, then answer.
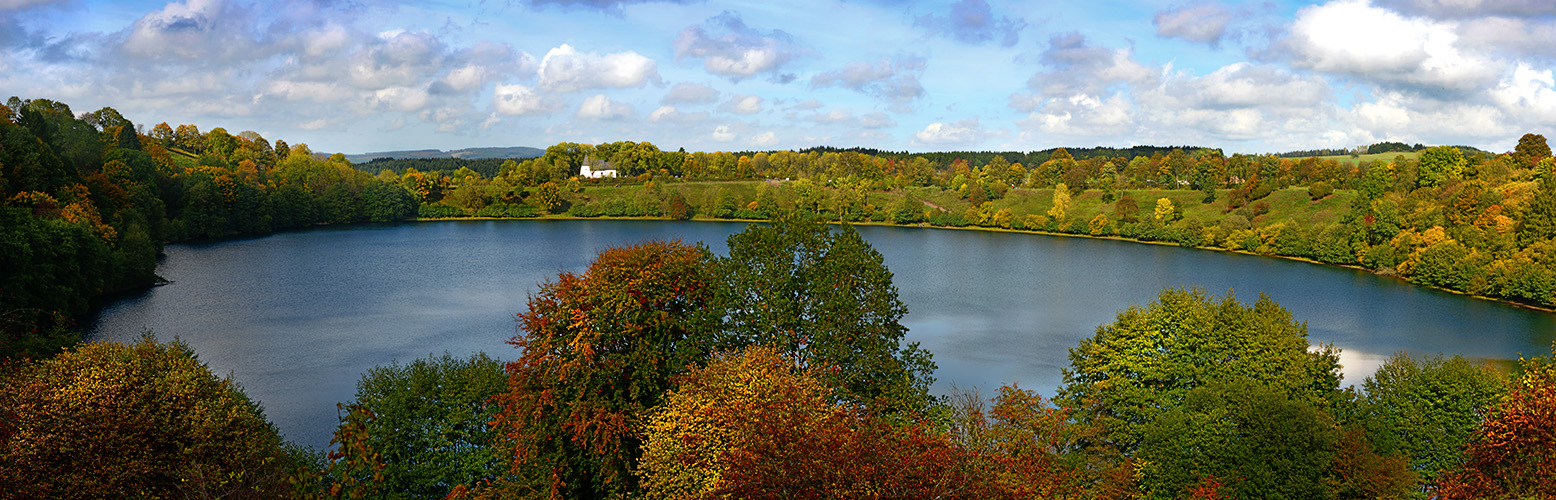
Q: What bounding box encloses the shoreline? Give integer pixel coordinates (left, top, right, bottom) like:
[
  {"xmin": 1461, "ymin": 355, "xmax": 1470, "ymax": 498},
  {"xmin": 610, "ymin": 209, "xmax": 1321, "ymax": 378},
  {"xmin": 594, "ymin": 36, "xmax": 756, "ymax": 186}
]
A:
[{"xmin": 416, "ymin": 213, "xmax": 1556, "ymax": 315}]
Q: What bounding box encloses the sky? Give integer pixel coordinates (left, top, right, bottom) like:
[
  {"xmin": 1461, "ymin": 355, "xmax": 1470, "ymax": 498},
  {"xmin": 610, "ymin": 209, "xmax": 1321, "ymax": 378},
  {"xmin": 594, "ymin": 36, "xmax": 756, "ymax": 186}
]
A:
[{"xmin": 2, "ymin": 0, "xmax": 1555, "ymax": 155}]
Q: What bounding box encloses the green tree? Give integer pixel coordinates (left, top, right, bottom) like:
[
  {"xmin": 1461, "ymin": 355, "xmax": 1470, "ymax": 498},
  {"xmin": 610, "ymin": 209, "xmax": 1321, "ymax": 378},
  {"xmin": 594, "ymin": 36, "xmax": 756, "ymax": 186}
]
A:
[
  {"xmin": 1417, "ymin": 146, "xmax": 1466, "ymax": 188},
  {"xmin": 1363, "ymin": 353, "xmax": 1507, "ymax": 498},
  {"xmin": 1514, "ymin": 133, "xmax": 1550, "ymax": 166},
  {"xmin": 717, "ymin": 214, "xmax": 936, "ymax": 413},
  {"xmin": 329, "ymin": 353, "xmax": 507, "ymax": 500},
  {"xmin": 363, "ymin": 179, "xmax": 417, "ymax": 222},
  {"xmin": 1056, "ymin": 288, "xmax": 1342, "ymax": 453},
  {"xmin": 1137, "ymin": 378, "xmax": 1341, "ymax": 499}
]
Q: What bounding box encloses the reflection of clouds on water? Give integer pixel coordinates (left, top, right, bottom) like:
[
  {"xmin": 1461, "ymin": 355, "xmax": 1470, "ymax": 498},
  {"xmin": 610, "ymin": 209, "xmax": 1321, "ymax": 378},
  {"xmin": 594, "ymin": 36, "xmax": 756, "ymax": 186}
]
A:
[{"xmin": 1326, "ymin": 345, "xmax": 1393, "ymax": 389}]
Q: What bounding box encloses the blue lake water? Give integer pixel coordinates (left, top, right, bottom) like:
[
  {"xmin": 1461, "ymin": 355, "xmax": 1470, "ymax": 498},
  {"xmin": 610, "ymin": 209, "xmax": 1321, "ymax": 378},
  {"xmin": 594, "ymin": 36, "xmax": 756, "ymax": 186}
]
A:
[{"xmin": 87, "ymin": 219, "xmax": 1556, "ymax": 449}]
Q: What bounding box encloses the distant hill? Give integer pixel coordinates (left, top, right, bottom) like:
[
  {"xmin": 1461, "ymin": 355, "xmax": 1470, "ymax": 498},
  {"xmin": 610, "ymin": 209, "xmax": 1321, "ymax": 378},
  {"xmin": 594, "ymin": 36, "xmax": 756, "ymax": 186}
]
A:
[{"xmin": 342, "ymin": 146, "xmax": 544, "ymax": 164}]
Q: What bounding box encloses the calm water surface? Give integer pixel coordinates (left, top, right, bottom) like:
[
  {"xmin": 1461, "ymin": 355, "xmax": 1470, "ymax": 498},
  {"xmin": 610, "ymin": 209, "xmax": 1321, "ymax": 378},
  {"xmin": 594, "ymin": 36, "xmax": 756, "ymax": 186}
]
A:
[{"xmin": 88, "ymin": 220, "xmax": 1556, "ymax": 449}]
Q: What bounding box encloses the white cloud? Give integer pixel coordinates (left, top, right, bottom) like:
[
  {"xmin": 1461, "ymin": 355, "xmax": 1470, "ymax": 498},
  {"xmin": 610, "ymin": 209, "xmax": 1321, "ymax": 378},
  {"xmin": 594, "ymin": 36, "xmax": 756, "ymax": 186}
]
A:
[
  {"xmin": 661, "ymin": 82, "xmax": 719, "ymax": 105},
  {"xmin": 1167, "ymin": 62, "xmax": 1329, "ymax": 110},
  {"xmin": 712, "ymin": 124, "xmax": 735, "ymax": 141},
  {"xmin": 346, "ymin": 30, "xmax": 445, "ymax": 90},
  {"xmin": 913, "ymin": 0, "xmax": 1026, "ymax": 47},
  {"xmin": 860, "ymin": 112, "xmax": 895, "ymax": 129},
  {"xmin": 793, "ymin": 99, "xmax": 823, "ymax": 110},
  {"xmin": 1153, "ymin": 3, "xmax": 1236, "ymax": 47},
  {"xmin": 1373, "ymin": 0, "xmax": 1556, "ymax": 19},
  {"xmin": 648, "ymin": 105, "xmax": 710, "ymax": 123},
  {"xmin": 1491, "ymin": 63, "xmax": 1556, "ymax": 123},
  {"xmin": 810, "ymin": 55, "xmax": 927, "ymax": 111},
  {"xmin": 538, "ymin": 43, "xmax": 659, "ymax": 93},
  {"xmin": 748, "ymin": 131, "xmax": 778, "ymax": 147},
  {"xmin": 1281, "ymin": 0, "xmax": 1499, "ymax": 95},
  {"xmin": 806, "ymin": 109, "xmax": 853, "ymax": 124},
  {"xmin": 120, "ymin": 0, "xmax": 262, "ymax": 62},
  {"xmin": 493, "ymin": 83, "xmax": 552, "ymax": 116},
  {"xmin": 674, "ymin": 11, "xmax": 803, "ymax": 82},
  {"xmin": 523, "ymin": 0, "xmax": 699, "ymax": 13},
  {"xmin": 719, "ymin": 94, "xmax": 763, "ymax": 114},
  {"xmin": 913, "ymin": 118, "xmax": 984, "ymax": 147},
  {"xmin": 368, "ymin": 86, "xmax": 430, "ymax": 112},
  {"xmin": 576, "ymin": 94, "xmax": 633, "ymax": 120}
]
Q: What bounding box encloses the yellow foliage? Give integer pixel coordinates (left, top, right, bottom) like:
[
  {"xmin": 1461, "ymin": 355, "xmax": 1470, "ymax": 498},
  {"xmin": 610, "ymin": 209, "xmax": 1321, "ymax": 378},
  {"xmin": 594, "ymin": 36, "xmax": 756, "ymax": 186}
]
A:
[
  {"xmin": 1089, "ymin": 213, "xmax": 1111, "ymax": 236},
  {"xmin": 639, "ymin": 347, "xmax": 832, "ymax": 499}
]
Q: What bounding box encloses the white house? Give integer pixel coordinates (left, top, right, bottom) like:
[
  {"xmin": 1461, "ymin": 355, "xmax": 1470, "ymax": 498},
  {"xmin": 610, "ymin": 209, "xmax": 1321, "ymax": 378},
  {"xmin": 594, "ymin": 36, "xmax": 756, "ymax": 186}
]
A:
[{"xmin": 580, "ymin": 160, "xmax": 618, "ymax": 179}]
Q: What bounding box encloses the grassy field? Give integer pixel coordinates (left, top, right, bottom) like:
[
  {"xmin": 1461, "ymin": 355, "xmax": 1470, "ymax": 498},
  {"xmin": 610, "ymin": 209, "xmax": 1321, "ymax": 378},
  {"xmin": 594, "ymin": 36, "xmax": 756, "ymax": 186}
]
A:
[
  {"xmin": 1314, "ymin": 151, "xmax": 1419, "ymax": 166},
  {"xmin": 573, "ymin": 180, "xmax": 1357, "ymax": 231}
]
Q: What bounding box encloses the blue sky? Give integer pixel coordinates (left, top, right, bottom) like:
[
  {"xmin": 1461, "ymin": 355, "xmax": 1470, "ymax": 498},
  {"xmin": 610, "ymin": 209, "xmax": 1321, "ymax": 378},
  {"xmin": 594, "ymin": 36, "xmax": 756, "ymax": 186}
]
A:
[{"xmin": 3, "ymin": 0, "xmax": 1554, "ymax": 155}]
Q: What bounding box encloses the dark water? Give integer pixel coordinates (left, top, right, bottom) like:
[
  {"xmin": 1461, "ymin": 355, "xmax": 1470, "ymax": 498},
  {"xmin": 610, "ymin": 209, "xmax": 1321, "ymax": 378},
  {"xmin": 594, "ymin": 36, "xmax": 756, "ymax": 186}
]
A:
[{"xmin": 88, "ymin": 220, "xmax": 1556, "ymax": 449}]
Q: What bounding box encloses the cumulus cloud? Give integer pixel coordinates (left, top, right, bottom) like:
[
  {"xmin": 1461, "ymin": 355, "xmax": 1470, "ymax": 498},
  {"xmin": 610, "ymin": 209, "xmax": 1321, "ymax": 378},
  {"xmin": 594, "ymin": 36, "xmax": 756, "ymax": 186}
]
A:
[
  {"xmin": 712, "ymin": 124, "xmax": 735, "ymax": 141},
  {"xmin": 859, "ymin": 112, "xmax": 895, "ymax": 129},
  {"xmin": 1373, "ymin": 0, "xmax": 1556, "ymax": 19},
  {"xmin": 120, "ymin": 0, "xmax": 263, "ymax": 63},
  {"xmin": 493, "ymin": 83, "xmax": 554, "ymax": 116},
  {"xmin": 913, "ymin": 0, "xmax": 1026, "ymax": 47},
  {"xmin": 1279, "ymin": 0, "xmax": 1500, "ymax": 96},
  {"xmin": 748, "ymin": 131, "xmax": 778, "ymax": 147},
  {"xmin": 522, "ymin": 0, "xmax": 698, "ymax": 13},
  {"xmin": 576, "ymin": 94, "xmax": 634, "ymax": 120},
  {"xmin": 661, "ymin": 82, "xmax": 719, "ymax": 105},
  {"xmin": 538, "ymin": 43, "xmax": 660, "ymax": 92},
  {"xmin": 1020, "ymin": 32, "xmax": 1156, "ymax": 103},
  {"xmin": 810, "ymin": 55, "xmax": 927, "ymax": 111},
  {"xmin": 805, "ymin": 109, "xmax": 854, "ymax": 124},
  {"xmin": 719, "ymin": 94, "xmax": 763, "ymax": 114},
  {"xmin": 1163, "ymin": 62, "xmax": 1329, "ymax": 110},
  {"xmin": 1457, "ymin": 17, "xmax": 1556, "ymax": 60},
  {"xmin": 1153, "ymin": 2, "xmax": 1237, "ymax": 47},
  {"xmin": 346, "ymin": 30, "xmax": 445, "ymax": 90},
  {"xmin": 800, "ymin": 109, "xmax": 896, "ymax": 129},
  {"xmin": 674, "ymin": 11, "xmax": 804, "ymax": 82},
  {"xmin": 648, "ymin": 105, "xmax": 710, "ymax": 123},
  {"xmin": 913, "ymin": 118, "xmax": 985, "ymax": 147}
]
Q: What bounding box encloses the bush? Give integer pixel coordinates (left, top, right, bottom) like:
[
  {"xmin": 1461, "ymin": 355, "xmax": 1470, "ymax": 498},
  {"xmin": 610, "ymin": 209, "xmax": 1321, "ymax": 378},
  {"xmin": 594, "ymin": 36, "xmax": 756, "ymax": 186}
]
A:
[
  {"xmin": 418, "ymin": 203, "xmax": 466, "ymax": 219},
  {"xmin": 1309, "ymin": 181, "xmax": 1334, "ymax": 200}
]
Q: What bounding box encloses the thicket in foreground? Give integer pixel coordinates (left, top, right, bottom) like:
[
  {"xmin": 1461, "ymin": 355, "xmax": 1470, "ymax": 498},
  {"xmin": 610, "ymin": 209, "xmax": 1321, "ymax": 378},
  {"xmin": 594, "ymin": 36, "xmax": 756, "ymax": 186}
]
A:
[{"xmin": 0, "ymin": 335, "xmax": 311, "ymax": 499}]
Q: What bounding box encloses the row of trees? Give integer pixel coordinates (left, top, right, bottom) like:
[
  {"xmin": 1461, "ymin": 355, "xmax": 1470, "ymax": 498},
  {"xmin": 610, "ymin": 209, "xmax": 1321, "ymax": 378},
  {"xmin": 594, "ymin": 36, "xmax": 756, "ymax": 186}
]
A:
[{"xmin": 0, "ymin": 97, "xmax": 422, "ymax": 359}]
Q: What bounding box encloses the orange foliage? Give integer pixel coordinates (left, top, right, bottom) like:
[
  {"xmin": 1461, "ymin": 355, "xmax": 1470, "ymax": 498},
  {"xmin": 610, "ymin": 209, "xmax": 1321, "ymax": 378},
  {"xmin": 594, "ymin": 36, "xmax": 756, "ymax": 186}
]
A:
[
  {"xmin": 485, "ymin": 240, "xmax": 721, "ymax": 499},
  {"xmin": 1437, "ymin": 355, "xmax": 1556, "ymax": 499}
]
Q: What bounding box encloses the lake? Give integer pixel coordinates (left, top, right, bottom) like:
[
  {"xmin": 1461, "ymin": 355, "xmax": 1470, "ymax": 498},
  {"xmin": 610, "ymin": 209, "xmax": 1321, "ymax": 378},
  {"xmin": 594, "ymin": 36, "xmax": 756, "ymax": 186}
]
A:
[{"xmin": 87, "ymin": 219, "xmax": 1556, "ymax": 449}]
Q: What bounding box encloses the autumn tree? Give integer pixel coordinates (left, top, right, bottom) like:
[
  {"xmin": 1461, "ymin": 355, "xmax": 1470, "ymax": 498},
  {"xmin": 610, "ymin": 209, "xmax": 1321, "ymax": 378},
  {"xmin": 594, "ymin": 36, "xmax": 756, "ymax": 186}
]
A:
[
  {"xmin": 0, "ymin": 335, "xmax": 308, "ymax": 499},
  {"xmin": 1437, "ymin": 352, "xmax": 1556, "ymax": 499},
  {"xmin": 484, "ymin": 241, "xmax": 724, "ymax": 499},
  {"xmin": 718, "ymin": 214, "xmax": 936, "ymax": 413},
  {"xmin": 1047, "ymin": 183, "xmax": 1072, "ymax": 222},
  {"xmin": 640, "ymin": 347, "xmax": 1000, "ymax": 500}
]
